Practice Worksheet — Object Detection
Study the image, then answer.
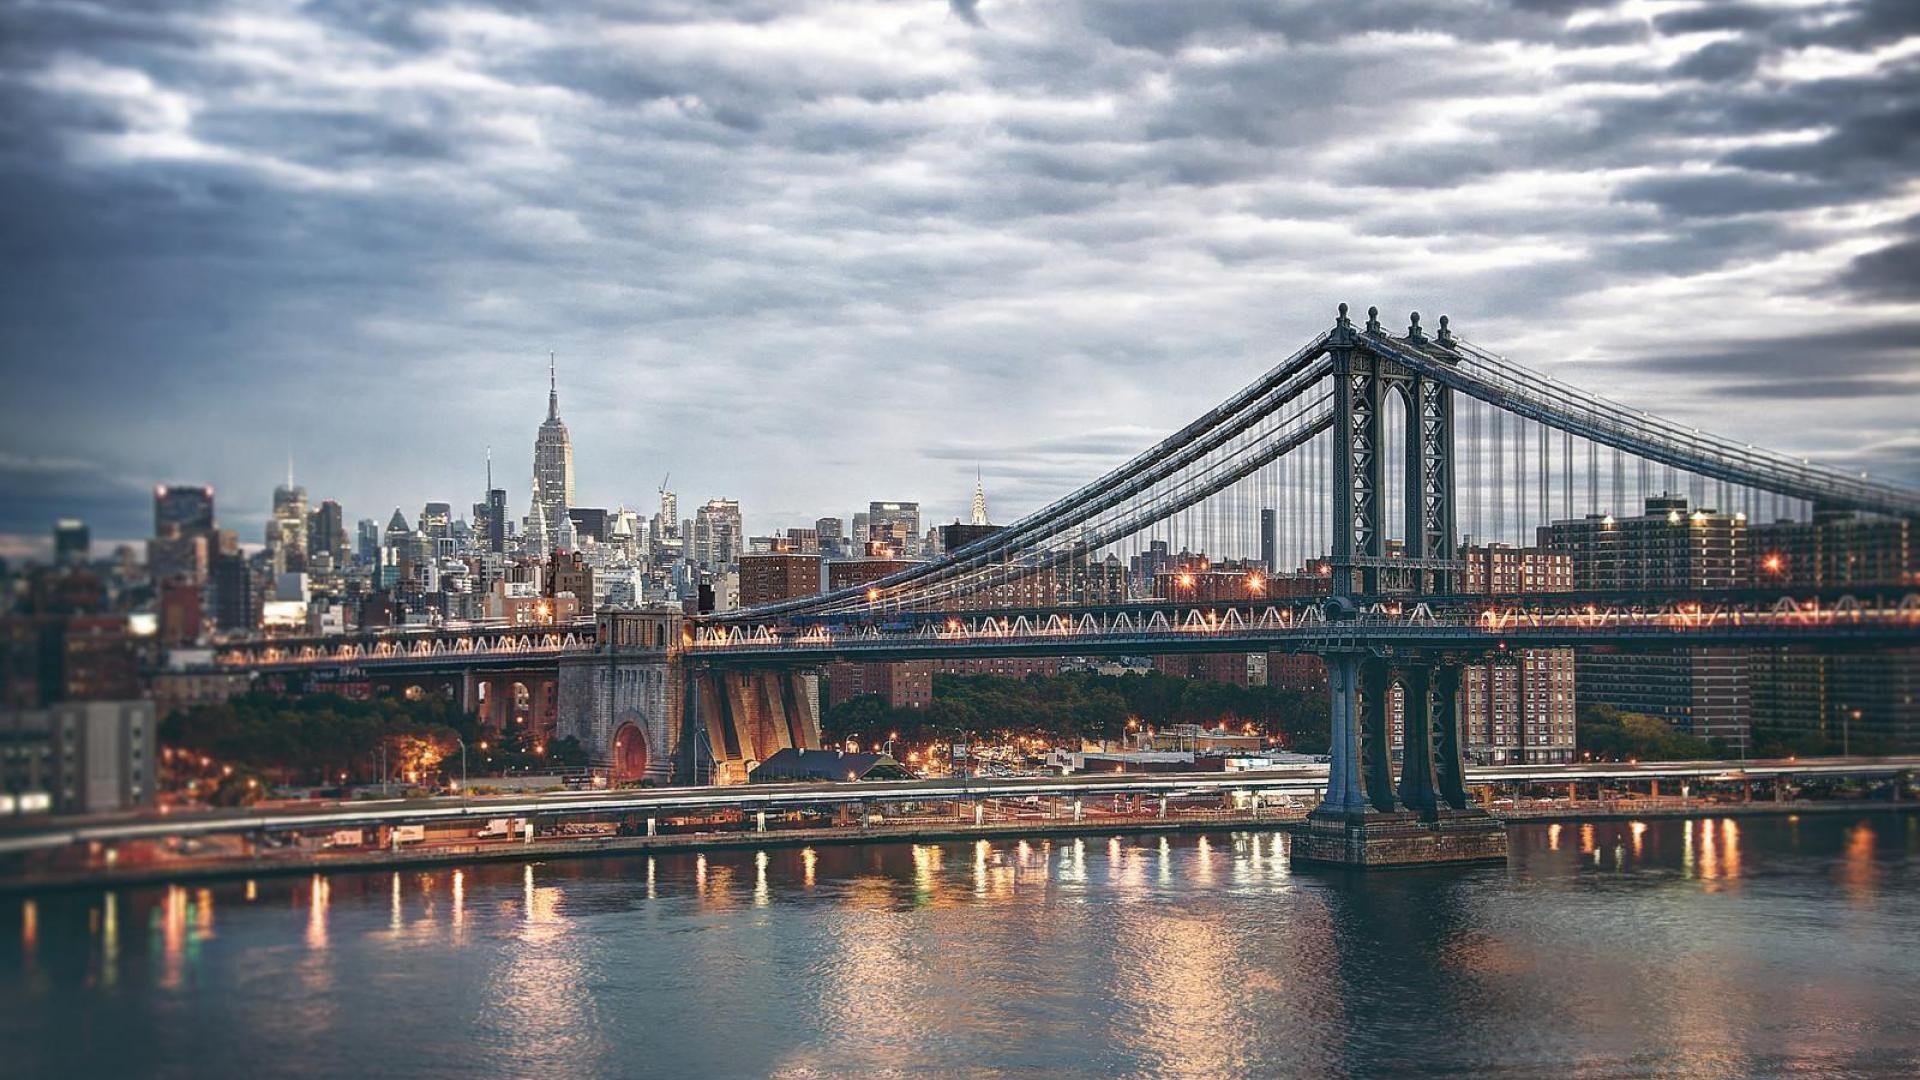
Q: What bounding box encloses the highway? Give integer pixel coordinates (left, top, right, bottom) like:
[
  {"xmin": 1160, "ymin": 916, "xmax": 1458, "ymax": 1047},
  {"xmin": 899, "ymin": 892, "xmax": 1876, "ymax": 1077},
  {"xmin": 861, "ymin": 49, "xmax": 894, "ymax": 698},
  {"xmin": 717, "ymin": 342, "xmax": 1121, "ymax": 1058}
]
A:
[{"xmin": 2, "ymin": 756, "xmax": 1914, "ymax": 856}]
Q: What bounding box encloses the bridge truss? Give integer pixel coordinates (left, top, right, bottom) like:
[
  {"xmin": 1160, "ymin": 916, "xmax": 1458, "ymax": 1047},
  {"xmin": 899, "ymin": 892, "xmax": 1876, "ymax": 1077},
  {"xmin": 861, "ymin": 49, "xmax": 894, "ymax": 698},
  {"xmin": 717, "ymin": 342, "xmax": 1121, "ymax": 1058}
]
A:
[{"xmin": 713, "ymin": 303, "xmax": 1919, "ymax": 631}]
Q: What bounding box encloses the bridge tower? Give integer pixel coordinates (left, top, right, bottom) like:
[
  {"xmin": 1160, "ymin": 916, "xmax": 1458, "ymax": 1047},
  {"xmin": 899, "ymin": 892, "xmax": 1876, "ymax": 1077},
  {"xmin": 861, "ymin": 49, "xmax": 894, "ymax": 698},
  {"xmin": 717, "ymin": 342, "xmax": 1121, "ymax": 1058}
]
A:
[
  {"xmin": 1299, "ymin": 304, "xmax": 1507, "ymax": 868},
  {"xmin": 1328, "ymin": 303, "xmax": 1459, "ymax": 597}
]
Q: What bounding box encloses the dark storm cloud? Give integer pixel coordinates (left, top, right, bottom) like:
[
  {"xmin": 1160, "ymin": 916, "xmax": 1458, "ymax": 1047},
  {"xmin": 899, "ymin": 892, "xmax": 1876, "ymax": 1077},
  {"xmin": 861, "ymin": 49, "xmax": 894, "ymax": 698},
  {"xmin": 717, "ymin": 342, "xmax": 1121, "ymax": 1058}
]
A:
[
  {"xmin": 1, "ymin": 0, "xmax": 1917, "ymax": 553},
  {"xmin": 1840, "ymin": 228, "xmax": 1920, "ymax": 302},
  {"xmin": 1613, "ymin": 173, "xmax": 1842, "ymax": 219},
  {"xmin": 1671, "ymin": 41, "xmax": 1764, "ymax": 82},
  {"xmin": 1618, "ymin": 322, "xmax": 1920, "ymax": 382},
  {"xmin": 1652, "ymin": 4, "xmax": 1782, "ymax": 36},
  {"xmin": 1719, "ymin": 377, "xmax": 1920, "ymax": 400}
]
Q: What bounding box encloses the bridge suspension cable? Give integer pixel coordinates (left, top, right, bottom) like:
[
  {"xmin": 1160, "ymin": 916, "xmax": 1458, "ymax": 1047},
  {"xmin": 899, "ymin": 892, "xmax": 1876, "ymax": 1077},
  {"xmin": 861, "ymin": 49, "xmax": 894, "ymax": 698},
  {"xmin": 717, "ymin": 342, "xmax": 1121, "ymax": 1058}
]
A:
[{"xmin": 720, "ymin": 307, "xmax": 1918, "ymax": 623}]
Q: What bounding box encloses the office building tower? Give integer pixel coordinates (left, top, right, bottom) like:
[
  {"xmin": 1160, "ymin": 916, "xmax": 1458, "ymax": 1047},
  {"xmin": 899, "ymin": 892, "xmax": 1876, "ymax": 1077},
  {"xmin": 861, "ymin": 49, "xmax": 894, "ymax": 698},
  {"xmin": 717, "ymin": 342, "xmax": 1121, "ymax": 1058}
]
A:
[
  {"xmin": 486, "ymin": 489, "xmax": 509, "ymax": 553},
  {"xmin": 1259, "ymin": 509, "xmax": 1277, "ymax": 574},
  {"xmin": 693, "ymin": 499, "xmax": 743, "ymax": 570},
  {"xmin": 307, "ymin": 499, "xmax": 346, "ymax": 564},
  {"xmin": 154, "ymin": 485, "xmax": 215, "ymax": 538},
  {"xmin": 383, "ymin": 508, "xmax": 411, "ymax": 553},
  {"xmin": 148, "ymin": 531, "xmax": 207, "ymax": 587},
  {"xmin": 867, "ymin": 501, "xmax": 920, "ymax": 556},
  {"xmin": 568, "ymin": 507, "xmax": 608, "ymax": 545},
  {"xmin": 532, "ymin": 353, "xmax": 575, "ymax": 553},
  {"xmin": 209, "ymin": 550, "xmax": 259, "ymax": 633},
  {"xmin": 52, "ymin": 519, "xmax": 89, "ymax": 567},
  {"xmin": 658, "ymin": 484, "xmax": 678, "ymax": 538},
  {"xmin": 940, "ymin": 522, "xmax": 1002, "ymax": 553},
  {"xmin": 420, "ymin": 502, "xmax": 453, "ymax": 540},
  {"xmin": 815, "ymin": 517, "xmax": 845, "ymax": 555},
  {"xmin": 267, "ymin": 476, "xmax": 308, "ymax": 575}
]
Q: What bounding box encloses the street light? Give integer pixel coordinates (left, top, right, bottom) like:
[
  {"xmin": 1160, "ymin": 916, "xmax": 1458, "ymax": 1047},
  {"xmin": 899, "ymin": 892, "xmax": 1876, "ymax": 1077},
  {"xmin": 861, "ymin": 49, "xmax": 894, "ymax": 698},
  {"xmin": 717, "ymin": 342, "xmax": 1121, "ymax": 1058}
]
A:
[{"xmin": 452, "ymin": 735, "xmax": 471, "ymax": 793}]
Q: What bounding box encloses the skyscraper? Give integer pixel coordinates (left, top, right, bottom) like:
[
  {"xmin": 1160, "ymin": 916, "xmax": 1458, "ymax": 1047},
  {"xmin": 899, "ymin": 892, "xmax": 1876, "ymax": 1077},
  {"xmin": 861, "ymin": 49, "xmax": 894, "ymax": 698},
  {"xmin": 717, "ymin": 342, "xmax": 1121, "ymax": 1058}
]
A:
[
  {"xmin": 867, "ymin": 501, "xmax": 920, "ymax": 556},
  {"xmin": 268, "ymin": 474, "xmax": 308, "ymax": 575},
  {"xmin": 692, "ymin": 498, "xmax": 743, "ymax": 570},
  {"xmin": 210, "ymin": 550, "xmax": 259, "ymax": 632},
  {"xmin": 486, "ymin": 489, "xmax": 508, "ymax": 553},
  {"xmin": 356, "ymin": 519, "xmax": 380, "ymax": 565},
  {"xmin": 658, "ymin": 481, "xmax": 677, "ymax": 535},
  {"xmin": 532, "ymin": 353, "xmax": 575, "ymax": 554},
  {"xmin": 971, "ymin": 470, "xmax": 989, "ymax": 526},
  {"xmin": 814, "ymin": 516, "xmax": 845, "ymax": 556},
  {"xmin": 53, "ymin": 519, "xmax": 89, "ymax": 567},
  {"xmin": 307, "ymin": 499, "xmax": 345, "ymax": 564},
  {"xmin": 153, "ymin": 485, "xmax": 215, "ymax": 537}
]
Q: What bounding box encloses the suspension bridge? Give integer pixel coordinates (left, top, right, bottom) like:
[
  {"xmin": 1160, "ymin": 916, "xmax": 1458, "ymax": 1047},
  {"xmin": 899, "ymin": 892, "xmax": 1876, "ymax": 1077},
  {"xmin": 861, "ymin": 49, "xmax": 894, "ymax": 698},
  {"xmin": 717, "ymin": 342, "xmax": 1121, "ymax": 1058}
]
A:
[{"xmin": 685, "ymin": 304, "xmax": 1919, "ymax": 866}]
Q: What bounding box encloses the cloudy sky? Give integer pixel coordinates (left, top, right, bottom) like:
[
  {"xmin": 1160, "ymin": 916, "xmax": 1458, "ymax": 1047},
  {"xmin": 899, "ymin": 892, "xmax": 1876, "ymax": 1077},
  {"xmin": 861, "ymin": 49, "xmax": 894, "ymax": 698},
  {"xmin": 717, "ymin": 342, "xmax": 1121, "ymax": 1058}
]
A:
[{"xmin": 2, "ymin": 0, "xmax": 1917, "ymax": 557}]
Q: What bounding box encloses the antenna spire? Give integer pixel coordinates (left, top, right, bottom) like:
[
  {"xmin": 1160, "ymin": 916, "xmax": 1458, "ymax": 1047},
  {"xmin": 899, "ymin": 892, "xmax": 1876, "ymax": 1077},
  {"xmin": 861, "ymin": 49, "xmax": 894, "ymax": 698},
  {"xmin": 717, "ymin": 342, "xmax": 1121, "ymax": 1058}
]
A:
[
  {"xmin": 486, "ymin": 444, "xmax": 493, "ymax": 493},
  {"xmin": 547, "ymin": 351, "xmax": 559, "ymax": 420}
]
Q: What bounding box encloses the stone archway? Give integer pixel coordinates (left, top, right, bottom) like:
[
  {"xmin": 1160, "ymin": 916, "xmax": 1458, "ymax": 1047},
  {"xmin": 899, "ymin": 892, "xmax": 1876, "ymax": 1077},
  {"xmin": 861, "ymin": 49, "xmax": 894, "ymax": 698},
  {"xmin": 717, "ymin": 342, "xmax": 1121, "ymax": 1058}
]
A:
[{"xmin": 611, "ymin": 722, "xmax": 649, "ymax": 783}]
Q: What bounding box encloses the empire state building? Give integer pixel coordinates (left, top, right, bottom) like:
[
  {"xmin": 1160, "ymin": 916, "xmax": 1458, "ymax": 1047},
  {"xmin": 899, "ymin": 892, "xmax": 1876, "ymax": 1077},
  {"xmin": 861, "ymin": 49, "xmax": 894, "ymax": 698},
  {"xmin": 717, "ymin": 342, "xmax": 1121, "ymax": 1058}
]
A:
[{"xmin": 531, "ymin": 353, "xmax": 574, "ymax": 553}]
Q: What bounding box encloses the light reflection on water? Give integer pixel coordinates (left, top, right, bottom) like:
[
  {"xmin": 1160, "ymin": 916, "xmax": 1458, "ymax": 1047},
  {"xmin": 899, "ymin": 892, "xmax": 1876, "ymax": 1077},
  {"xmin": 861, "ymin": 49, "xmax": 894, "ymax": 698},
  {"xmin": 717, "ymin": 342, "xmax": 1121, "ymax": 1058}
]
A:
[{"xmin": 3, "ymin": 814, "xmax": 1919, "ymax": 1079}]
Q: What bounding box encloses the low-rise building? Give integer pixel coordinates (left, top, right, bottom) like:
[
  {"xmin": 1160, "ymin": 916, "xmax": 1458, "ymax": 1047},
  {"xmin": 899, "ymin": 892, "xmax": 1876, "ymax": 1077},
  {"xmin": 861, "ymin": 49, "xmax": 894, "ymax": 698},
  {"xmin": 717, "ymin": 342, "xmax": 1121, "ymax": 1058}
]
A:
[{"xmin": 0, "ymin": 700, "xmax": 156, "ymax": 815}]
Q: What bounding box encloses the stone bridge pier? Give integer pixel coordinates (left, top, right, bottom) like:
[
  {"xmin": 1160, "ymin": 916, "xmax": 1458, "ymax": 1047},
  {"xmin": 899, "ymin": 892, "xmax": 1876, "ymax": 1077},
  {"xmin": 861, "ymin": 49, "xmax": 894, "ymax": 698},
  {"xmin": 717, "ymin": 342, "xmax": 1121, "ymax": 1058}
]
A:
[
  {"xmin": 555, "ymin": 609, "xmax": 824, "ymax": 786},
  {"xmin": 1292, "ymin": 650, "xmax": 1508, "ymax": 867},
  {"xmin": 557, "ymin": 609, "xmax": 686, "ymax": 786},
  {"xmin": 685, "ymin": 669, "xmax": 823, "ymax": 785}
]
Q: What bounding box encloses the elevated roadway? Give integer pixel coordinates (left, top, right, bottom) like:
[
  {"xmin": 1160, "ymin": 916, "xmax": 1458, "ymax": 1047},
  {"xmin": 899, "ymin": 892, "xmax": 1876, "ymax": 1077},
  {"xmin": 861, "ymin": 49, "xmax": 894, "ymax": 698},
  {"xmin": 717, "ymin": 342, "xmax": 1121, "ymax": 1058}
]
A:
[{"xmin": 3, "ymin": 756, "xmax": 1913, "ymax": 856}]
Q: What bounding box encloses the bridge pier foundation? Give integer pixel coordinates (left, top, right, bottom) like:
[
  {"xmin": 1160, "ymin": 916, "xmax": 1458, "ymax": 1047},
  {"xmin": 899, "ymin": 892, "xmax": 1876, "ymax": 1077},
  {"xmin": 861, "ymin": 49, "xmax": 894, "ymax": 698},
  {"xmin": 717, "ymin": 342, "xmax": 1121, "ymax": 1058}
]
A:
[{"xmin": 1293, "ymin": 653, "xmax": 1507, "ymax": 869}]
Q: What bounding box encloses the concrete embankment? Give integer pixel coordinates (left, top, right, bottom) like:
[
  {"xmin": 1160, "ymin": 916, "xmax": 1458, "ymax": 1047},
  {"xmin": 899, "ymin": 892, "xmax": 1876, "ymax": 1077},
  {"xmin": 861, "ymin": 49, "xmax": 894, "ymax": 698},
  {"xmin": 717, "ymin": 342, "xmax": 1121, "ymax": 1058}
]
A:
[{"xmin": 3, "ymin": 800, "xmax": 1911, "ymax": 896}]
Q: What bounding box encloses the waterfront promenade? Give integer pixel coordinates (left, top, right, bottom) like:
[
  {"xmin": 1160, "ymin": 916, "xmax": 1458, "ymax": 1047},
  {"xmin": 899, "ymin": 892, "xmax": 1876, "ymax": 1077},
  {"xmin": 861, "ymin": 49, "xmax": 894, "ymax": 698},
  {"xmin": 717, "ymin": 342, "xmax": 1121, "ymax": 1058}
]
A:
[{"xmin": 3, "ymin": 762, "xmax": 1911, "ymax": 893}]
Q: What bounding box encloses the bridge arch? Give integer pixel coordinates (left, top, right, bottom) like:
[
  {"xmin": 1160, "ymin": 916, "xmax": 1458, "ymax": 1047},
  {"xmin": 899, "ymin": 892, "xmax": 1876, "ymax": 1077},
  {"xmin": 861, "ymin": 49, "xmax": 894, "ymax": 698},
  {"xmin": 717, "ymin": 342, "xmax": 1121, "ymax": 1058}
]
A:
[{"xmin": 611, "ymin": 722, "xmax": 650, "ymax": 783}]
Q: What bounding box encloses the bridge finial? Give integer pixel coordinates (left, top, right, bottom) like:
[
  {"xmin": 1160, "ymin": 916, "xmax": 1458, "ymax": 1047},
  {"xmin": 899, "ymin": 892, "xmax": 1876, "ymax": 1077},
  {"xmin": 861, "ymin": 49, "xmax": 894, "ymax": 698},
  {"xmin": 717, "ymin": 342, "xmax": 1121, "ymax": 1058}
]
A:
[
  {"xmin": 1365, "ymin": 306, "xmax": 1381, "ymax": 334},
  {"xmin": 1329, "ymin": 302, "xmax": 1359, "ymax": 345},
  {"xmin": 1436, "ymin": 314, "xmax": 1455, "ymax": 347},
  {"xmin": 1406, "ymin": 311, "xmax": 1426, "ymax": 343}
]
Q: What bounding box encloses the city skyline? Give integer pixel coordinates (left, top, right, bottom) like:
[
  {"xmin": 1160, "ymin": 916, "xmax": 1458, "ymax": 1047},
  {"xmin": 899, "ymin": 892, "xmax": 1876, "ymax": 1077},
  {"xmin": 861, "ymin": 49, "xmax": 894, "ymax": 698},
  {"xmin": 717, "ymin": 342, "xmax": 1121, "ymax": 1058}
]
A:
[{"xmin": 4, "ymin": 1, "xmax": 1919, "ymax": 558}]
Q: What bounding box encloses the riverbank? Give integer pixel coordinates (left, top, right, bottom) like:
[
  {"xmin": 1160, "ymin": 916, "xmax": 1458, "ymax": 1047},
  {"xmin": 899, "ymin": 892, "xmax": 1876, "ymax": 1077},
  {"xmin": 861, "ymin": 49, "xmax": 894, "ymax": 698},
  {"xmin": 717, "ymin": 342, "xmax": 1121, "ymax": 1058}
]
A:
[{"xmin": 4, "ymin": 798, "xmax": 1912, "ymax": 896}]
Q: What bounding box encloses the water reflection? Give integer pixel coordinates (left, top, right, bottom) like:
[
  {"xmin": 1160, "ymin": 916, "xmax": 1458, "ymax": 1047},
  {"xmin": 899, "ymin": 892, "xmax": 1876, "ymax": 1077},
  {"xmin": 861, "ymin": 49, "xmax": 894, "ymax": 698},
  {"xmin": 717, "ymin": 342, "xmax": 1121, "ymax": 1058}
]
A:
[
  {"xmin": 1842, "ymin": 822, "xmax": 1879, "ymax": 902},
  {"xmin": 2, "ymin": 816, "xmax": 1917, "ymax": 1079},
  {"xmin": 306, "ymin": 874, "xmax": 329, "ymax": 951}
]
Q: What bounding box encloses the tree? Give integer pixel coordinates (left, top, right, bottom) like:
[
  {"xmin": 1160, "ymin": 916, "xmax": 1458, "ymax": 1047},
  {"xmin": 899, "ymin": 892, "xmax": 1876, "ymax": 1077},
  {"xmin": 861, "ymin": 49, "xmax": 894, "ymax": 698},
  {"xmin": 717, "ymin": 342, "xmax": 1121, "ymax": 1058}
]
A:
[
  {"xmin": 163, "ymin": 692, "xmax": 482, "ymax": 785},
  {"xmin": 1577, "ymin": 704, "xmax": 1713, "ymax": 761}
]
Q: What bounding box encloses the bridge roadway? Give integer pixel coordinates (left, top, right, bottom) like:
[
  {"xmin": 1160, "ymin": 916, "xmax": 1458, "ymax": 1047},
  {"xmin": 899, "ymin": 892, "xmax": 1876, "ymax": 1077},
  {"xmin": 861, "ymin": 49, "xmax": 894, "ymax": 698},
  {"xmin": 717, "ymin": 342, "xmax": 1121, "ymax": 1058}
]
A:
[
  {"xmin": 3, "ymin": 757, "xmax": 1914, "ymax": 856},
  {"xmin": 690, "ymin": 613, "xmax": 1920, "ymax": 666}
]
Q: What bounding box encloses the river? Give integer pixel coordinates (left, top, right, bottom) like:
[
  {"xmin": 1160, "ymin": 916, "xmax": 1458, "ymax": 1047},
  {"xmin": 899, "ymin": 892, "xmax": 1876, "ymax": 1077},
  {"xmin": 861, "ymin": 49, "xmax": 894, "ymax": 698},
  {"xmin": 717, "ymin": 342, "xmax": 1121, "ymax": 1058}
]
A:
[{"xmin": 4, "ymin": 813, "xmax": 1918, "ymax": 1078}]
